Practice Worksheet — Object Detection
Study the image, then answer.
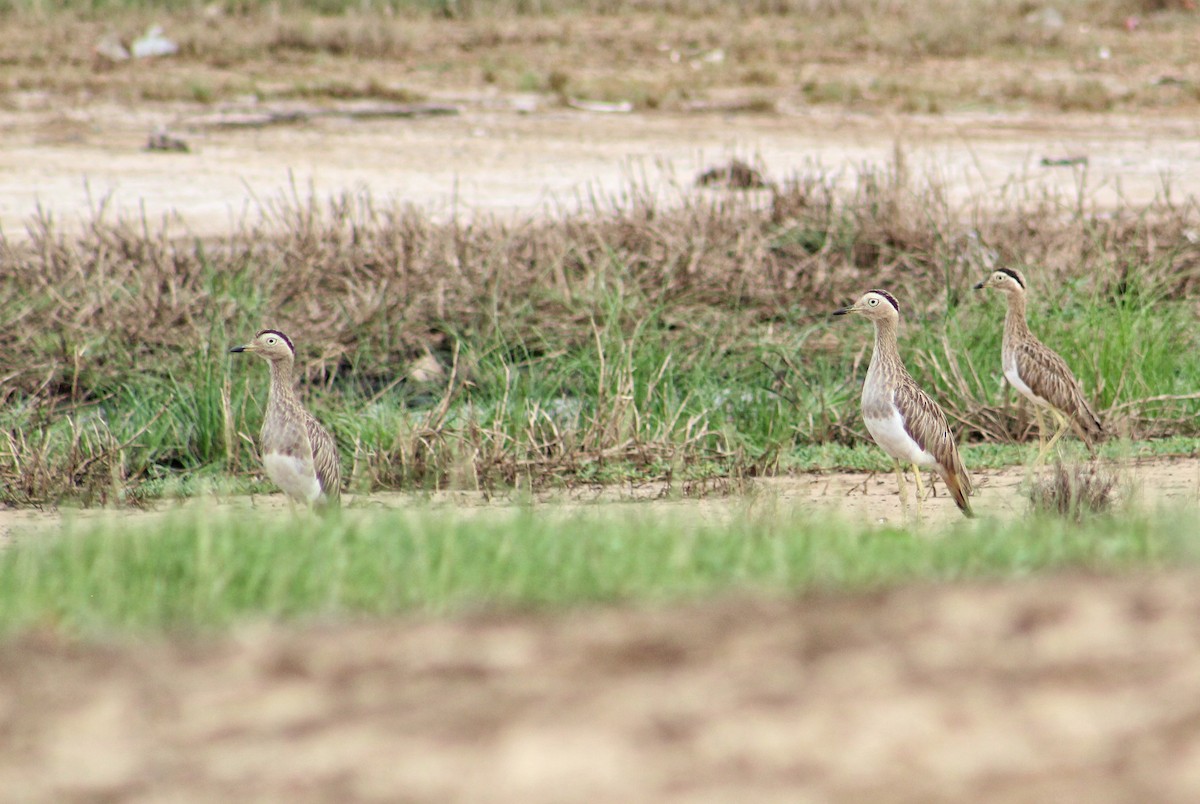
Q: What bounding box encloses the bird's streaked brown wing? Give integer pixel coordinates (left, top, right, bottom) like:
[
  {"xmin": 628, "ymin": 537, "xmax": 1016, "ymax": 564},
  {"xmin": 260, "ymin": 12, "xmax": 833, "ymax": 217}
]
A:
[
  {"xmin": 305, "ymin": 414, "xmax": 341, "ymax": 507},
  {"xmin": 894, "ymin": 375, "xmax": 973, "ymax": 514},
  {"xmin": 1013, "ymin": 338, "xmax": 1104, "ymax": 442}
]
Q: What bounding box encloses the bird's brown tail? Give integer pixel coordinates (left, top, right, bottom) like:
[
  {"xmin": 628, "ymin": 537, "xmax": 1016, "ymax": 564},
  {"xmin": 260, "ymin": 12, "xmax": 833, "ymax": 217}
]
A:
[
  {"xmin": 1070, "ymin": 412, "xmax": 1104, "ymax": 457},
  {"xmin": 942, "ymin": 469, "xmax": 974, "ymax": 518},
  {"xmin": 1074, "ymin": 397, "xmax": 1105, "ymax": 446}
]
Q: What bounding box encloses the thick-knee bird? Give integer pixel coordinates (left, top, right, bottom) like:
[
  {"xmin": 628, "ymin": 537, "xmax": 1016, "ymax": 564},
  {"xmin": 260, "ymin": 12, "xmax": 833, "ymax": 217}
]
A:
[
  {"xmin": 973, "ymin": 268, "xmax": 1104, "ymax": 460},
  {"xmin": 833, "ymin": 290, "xmax": 973, "ymax": 519},
  {"xmin": 230, "ymin": 329, "xmax": 341, "ymax": 509}
]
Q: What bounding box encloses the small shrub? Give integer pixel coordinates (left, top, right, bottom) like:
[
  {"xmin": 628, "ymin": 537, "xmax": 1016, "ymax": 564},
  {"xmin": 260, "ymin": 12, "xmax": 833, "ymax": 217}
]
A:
[{"xmin": 1029, "ymin": 462, "xmax": 1119, "ymax": 521}]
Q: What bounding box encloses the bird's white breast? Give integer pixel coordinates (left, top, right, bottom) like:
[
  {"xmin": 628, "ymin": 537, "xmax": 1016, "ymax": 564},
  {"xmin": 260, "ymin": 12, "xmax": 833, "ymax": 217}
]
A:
[
  {"xmin": 1003, "ymin": 352, "xmax": 1046, "ymax": 407},
  {"xmin": 864, "ymin": 399, "xmax": 938, "ymax": 469},
  {"xmin": 263, "ymin": 453, "xmax": 322, "ymax": 504}
]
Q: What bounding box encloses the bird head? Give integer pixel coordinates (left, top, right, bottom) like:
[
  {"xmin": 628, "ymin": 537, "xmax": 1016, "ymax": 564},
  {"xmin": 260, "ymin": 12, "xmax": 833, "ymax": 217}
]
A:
[
  {"xmin": 832, "ymin": 289, "xmax": 900, "ymax": 323},
  {"xmin": 973, "ymin": 267, "xmax": 1027, "ymax": 295},
  {"xmin": 230, "ymin": 329, "xmax": 295, "ymax": 362}
]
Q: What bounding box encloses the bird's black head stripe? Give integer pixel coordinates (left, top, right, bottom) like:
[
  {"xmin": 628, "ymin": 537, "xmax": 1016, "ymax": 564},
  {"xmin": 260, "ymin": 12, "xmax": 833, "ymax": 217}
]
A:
[
  {"xmin": 866, "ymin": 289, "xmax": 900, "ymax": 312},
  {"xmin": 997, "ymin": 267, "xmax": 1025, "ymax": 288},
  {"xmin": 255, "ymin": 329, "xmax": 295, "ymax": 353}
]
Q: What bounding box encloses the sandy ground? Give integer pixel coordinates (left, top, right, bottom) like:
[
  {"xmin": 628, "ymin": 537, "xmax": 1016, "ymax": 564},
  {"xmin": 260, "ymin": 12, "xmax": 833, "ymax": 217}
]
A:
[
  {"xmin": 3, "ymin": 99, "xmax": 1200, "ymax": 236},
  {"xmin": 3, "ymin": 453, "xmax": 1198, "ymax": 537}
]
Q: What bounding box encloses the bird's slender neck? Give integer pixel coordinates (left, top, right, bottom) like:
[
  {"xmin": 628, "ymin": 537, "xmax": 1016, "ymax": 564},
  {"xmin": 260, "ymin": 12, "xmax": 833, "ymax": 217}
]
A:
[
  {"xmin": 266, "ymin": 357, "xmax": 298, "ymax": 405},
  {"xmin": 1002, "ymin": 290, "xmax": 1031, "ymax": 341},
  {"xmin": 868, "ymin": 314, "xmax": 902, "ymax": 384},
  {"xmin": 869, "ymin": 316, "xmax": 901, "ymax": 374}
]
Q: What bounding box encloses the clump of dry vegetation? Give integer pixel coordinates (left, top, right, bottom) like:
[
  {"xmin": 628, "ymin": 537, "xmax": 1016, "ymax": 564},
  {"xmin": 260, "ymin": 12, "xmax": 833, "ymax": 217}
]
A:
[{"xmin": 1029, "ymin": 461, "xmax": 1120, "ymax": 520}]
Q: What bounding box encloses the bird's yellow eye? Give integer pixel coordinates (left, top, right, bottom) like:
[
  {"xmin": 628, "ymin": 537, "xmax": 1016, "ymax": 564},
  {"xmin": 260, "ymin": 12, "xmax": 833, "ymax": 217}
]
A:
[
  {"xmin": 869, "ymin": 298, "xmax": 878, "ymax": 306},
  {"xmin": 266, "ymin": 337, "xmax": 276, "ymax": 344}
]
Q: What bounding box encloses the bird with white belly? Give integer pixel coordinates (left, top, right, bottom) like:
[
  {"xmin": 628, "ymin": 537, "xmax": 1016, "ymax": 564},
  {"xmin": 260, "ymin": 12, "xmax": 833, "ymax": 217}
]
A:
[
  {"xmin": 973, "ymin": 267, "xmax": 1104, "ymax": 461},
  {"xmin": 230, "ymin": 329, "xmax": 341, "ymax": 509},
  {"xmin": 833, "ymin": 289, "xmax": 973, "ymax": 519}
]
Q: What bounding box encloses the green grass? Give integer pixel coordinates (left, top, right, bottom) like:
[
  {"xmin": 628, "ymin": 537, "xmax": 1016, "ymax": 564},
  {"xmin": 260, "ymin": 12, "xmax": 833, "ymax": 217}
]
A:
[
  {"xmin": 783, "ymin": 435, "xmax": 1200, "ymax": 475},
  {"xmin": 0, "ymin": 502, "xmax": 1194, "ymax": 635},
  {"xmin": 5, "ymin": 260, "xmax": 1200, "ymax": 504},
  {"xmin": 143, "ymin": 283, "xmax": 1200, "ymax": 488},
  {"xmin": 9, "ymin": 280, "xmax": 1196, "ymax": 506}
]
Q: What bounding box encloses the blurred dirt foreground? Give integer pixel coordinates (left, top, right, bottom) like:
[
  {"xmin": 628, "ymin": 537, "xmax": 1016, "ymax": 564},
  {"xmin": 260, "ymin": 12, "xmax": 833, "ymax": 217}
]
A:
[{"xmin": 0, "ymin": 571, "xmax": 1198, "ymax": 802}]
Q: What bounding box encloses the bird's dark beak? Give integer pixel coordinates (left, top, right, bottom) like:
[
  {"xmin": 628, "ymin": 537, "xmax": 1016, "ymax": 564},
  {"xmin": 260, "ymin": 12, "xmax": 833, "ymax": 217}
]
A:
[
  {"xmin": 229, "ymin": 345, "xmax": 246, "ymax": 353},
  {"xmin": 972, "ymin": 280, "xmax": 986, "ymax": 290},
  {"xmin": 831, "ymin": 307, "xmax": 852, "ymax": 316}
]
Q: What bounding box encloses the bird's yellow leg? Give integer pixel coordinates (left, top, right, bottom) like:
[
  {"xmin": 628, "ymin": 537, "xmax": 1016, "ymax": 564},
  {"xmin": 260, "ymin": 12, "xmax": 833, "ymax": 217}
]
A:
[
  {"xmin": 1033, "ymin": 410, "xmax": 1072, "ymax": 466},
  {"xmin": 1042, "ymin": 409, "xmax": 1072, "ymax": 454},
  {"xmin": 894, "ymin": 461, "xmax": 909, "ymax": 523},
  {"xmin": 912, "ymin": 463, "xmax": 927, "ymax": 523},
  {"xmin": 1031, "ymin": 407, "xmax": 1061, "ymax": 469}
]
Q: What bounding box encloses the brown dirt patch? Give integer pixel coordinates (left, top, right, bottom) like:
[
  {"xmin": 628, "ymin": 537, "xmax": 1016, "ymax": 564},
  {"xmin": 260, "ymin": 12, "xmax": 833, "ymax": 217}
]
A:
[{"xmin": 3, "ymin": 570, "xmax": 1200, "ymax": 801}]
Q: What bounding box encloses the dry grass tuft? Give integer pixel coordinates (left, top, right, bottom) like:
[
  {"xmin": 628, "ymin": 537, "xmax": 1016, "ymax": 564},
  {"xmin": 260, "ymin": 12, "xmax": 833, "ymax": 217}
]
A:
[{"xmin": 1029, "ymin": 461, "xmax": 1120, "ymax": 521}]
